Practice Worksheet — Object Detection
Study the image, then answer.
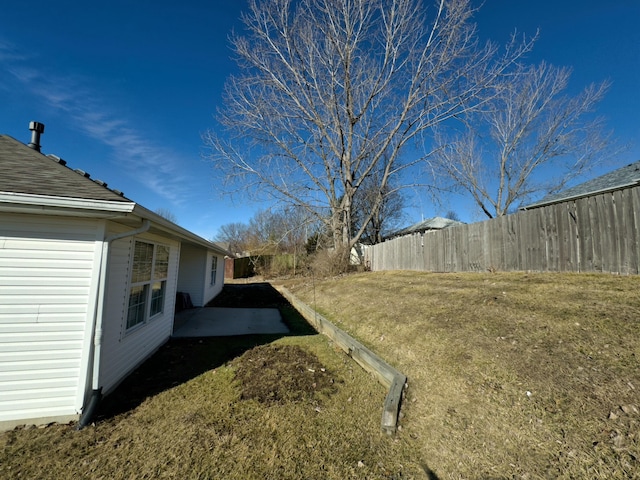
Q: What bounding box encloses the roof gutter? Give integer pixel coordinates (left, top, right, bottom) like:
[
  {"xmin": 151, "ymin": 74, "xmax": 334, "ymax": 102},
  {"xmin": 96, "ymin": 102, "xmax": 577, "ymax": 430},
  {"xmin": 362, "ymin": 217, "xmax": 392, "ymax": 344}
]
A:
[
  {"xmin": 0, "ymin": 191, "xmax": 135, "ymax": 213},
  {"xmin": 132, "ymin": 204, "xmax": 228, "ymax": 256},
  {"xmin": 77, "ymin": 219, "xmax": 151, "ymax": 430}
]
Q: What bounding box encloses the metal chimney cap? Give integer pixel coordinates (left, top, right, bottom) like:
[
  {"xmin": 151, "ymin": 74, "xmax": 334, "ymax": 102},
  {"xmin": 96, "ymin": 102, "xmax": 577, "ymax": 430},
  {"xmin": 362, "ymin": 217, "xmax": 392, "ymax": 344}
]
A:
[
  {"xmin": 29, "ymin": 121, "xmax": 45, "ymax": 134},
  {"xmin": 27, "ymin": 121, "xmax": 45, "ymax": 152}
]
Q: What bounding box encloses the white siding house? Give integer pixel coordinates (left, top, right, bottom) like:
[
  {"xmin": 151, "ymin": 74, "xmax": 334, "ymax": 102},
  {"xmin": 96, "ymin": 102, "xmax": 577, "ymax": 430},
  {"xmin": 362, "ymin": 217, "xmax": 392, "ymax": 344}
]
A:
[
  {"xmin": 0, "ymin": 214, "xmax": 104, "ymax": 426},
  {"xmin": 0, "ymin": 130, "xmax": 227, "ymax": 430},
  {"xmin": 176, "ymin": 244, "xmax": 223, "ymax": 307},
  {"xmin": 97, "ymin": 231, "xmax": 181, "ymax": 395}
]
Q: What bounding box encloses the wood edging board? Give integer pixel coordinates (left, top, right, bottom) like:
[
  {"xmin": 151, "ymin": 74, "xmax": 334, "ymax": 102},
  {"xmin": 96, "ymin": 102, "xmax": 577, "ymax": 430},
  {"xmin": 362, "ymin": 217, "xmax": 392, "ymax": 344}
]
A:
[{"xmin": 276, "ymin": 286, "xmax": 407, "ymax": 435}]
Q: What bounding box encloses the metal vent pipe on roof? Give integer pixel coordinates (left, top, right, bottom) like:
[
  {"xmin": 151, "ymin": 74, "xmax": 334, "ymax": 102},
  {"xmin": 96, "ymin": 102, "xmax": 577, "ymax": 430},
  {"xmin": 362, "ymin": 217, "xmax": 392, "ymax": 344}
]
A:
[{"xmin": 28, "ymin": 121, "xmax": 45, "ymax": 152}]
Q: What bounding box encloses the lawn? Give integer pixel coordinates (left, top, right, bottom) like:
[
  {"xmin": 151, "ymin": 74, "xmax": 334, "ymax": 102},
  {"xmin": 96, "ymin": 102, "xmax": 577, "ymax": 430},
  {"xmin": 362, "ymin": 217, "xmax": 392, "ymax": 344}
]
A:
[
  {"xmin": 1, "ymin": 272, "xmax": 639, "ymax": 479},
  {"xmin": 283, "ymin": 271, "xmax": 640, "ymax": 479},
  {"xmin": 0, "ymin": 283, "xmax": 412, "ymax": 479}
]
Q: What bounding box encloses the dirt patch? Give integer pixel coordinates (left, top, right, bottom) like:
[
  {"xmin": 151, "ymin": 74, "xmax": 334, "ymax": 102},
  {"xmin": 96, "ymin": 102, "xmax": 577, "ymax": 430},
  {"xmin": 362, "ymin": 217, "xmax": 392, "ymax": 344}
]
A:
[{"xmin": 233, "ymin": 344, "xmax": 340, "ymax": 404}]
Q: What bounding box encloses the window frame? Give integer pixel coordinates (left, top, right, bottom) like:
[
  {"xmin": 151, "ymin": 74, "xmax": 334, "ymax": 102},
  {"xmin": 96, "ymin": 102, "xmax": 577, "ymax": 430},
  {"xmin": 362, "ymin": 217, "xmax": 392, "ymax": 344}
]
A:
[
  {"xmin": 210, "ymin": 255, "xmax": 218, "ymax": 286},
  {"xmin": 125, "ymin": 240, "xmax": 170, "ymax": 332}
]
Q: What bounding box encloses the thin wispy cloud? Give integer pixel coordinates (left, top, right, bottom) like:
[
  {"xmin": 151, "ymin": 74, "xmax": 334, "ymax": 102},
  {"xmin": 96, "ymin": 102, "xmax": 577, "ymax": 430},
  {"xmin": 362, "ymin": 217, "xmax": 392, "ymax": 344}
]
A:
[
  {"xmin": 0, "ymin": 41, "xmax": 26, "ymax": 63},
  {"xmin": 2, "ymin": 40, "xmax": 192, "ymax": 205}
]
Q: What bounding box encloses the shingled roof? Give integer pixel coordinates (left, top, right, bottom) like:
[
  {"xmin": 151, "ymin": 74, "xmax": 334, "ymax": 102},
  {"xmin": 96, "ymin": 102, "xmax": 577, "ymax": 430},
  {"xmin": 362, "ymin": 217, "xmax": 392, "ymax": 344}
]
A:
[
  {"xmin": 523, "ymin": 160, "xmax": 640, "ymax": 209},
  {"xmin": 0, "ymin": 134, "xmax": 131, "ymax": 203},
  {"xmin": 385, "ymin": 216, "xmax": 464, "ymax": 239},
  {"xmin": 0, "ymin": 130, "xmax": 232, "ymax": 255}
]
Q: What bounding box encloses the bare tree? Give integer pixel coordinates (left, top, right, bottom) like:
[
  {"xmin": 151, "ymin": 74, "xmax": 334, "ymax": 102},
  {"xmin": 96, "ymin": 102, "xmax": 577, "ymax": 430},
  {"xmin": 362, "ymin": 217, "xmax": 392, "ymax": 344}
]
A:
[
  {"xmin": 353, "ymin": 168, "xmax": 405, "ymax": 244},
  {"xmin": 215, "ymin": 207, "xmax": 314, "ymax": 257},
  {"xmin": 430, "ymin": 61, "xmax": 614, "ymax": 218},
  {"xmin": 204, "ymin": 0, "xmax": 531, "ymax": 252},
  {"xmin": 154, "ymin": 208, "xmax": 178, "ymax": 224},
  {"xmin": 445, "ymin": 210, "xmax": 460, "ymax": 222},
  {"xmin": 214, "ymin": 222, "xmax": 250, "ymax": 255}
]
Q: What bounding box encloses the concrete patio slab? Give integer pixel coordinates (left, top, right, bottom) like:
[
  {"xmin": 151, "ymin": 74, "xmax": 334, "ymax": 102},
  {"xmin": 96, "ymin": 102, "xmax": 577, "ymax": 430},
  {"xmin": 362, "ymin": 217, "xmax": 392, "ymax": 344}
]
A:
[{"xmin": 172, "ymin": 307, "xmax": 289, "ymax": 337}]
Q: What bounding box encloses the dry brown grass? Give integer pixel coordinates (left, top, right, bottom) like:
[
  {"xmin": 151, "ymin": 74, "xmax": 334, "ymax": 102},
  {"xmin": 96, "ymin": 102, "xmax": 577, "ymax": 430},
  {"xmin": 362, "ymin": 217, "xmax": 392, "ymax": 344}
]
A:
[
  {"xmin": 283, "ymin": 271, "xmax": 640, "ymax": 479},
  {"xmin": 2, "ymin": 273, "xmax": 639, "ymax": 479},
  {"xmin": 1, "ymin": 334, "xmax": 416, "ymax": 479},
  {"xmin": 0, "ymin": 284, "xmax": 414, "ymax": 479}
]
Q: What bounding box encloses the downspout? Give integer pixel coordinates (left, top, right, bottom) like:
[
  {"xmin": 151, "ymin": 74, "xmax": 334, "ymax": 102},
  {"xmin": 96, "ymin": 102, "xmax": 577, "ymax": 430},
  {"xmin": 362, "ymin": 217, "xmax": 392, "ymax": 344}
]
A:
[{"xmin": 77, "ymin": 219, "xmax": 151, "ymax": 429}]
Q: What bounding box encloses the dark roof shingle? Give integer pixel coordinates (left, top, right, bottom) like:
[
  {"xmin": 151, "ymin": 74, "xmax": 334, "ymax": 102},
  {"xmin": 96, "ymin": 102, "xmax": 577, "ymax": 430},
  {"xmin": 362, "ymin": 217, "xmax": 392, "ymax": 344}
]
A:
[
  {"xmin": 524, "ymin": 160, "xmax": 640, "ymax": 209},
  {"xmin": 0, "ymin": 135, "xmax": 131, "ymax": 203},
  {"xmin": 386, "ymin": 216, "xmax": 464, "ymax": 239}
]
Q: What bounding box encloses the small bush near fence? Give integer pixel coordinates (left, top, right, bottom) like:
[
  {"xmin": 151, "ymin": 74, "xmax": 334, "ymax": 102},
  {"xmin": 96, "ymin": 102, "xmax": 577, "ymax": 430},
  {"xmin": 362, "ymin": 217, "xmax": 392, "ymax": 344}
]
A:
[
  {"xmin": 309, "ymin": 247, "xmax": 352, "ymax": 278},
  {"xmin": 231, "ymin": 248, "xmax": 355, "ymax": 279},
  {"xmin": 254, "ymin": 254, "xmax": 301, "ymax": 278},
  {"xmin": 231, "ymin": 253, "xmax": 309, "ymax": 279}
]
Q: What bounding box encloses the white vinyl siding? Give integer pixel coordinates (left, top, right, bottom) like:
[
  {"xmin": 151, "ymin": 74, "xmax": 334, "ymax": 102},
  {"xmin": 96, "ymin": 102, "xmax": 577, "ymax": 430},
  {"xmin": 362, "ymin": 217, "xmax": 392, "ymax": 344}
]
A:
[
  {"xmin": 176, "ymin": 244, "xmax": 206, "ymax": 306},
  {"xmin": 176, "ymin": 245, "xmax": 224, "ymax": 307},
  {"xmin": 0, "ymin": 213, "xmax": 103, "ymax": 426},
  {"xmin": 98, "ymin": 229, "xmax": 179, "ymax": 394}
]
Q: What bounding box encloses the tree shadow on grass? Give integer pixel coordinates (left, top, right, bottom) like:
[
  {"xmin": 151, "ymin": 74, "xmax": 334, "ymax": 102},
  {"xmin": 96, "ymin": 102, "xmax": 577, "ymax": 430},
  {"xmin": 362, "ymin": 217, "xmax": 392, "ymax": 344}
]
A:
[{"xmin": 96, "ymin": 282, "xmax": 316, "ymax": 421}]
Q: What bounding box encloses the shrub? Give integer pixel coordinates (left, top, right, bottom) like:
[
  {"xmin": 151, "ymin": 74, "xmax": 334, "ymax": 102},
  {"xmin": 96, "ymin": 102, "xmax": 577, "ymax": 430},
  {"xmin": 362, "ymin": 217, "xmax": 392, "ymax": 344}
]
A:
[{"xmin": 308, "ymin": 247, "xmax": 351, "ymax": 278}]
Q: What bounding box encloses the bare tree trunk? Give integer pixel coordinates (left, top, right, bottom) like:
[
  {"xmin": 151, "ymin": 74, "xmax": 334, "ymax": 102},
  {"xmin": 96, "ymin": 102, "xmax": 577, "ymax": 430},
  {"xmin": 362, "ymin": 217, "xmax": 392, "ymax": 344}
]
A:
[{"xmin": 205, "ymin": 0, "xmax": 533, "ymax": 253}]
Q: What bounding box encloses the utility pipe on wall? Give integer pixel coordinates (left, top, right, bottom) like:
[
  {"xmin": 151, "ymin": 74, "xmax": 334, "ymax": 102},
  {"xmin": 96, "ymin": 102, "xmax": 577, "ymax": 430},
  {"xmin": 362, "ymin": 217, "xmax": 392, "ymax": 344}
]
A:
[{"xmin": 77, "ymin": 220, "xmax": 151, "ymax": 429}]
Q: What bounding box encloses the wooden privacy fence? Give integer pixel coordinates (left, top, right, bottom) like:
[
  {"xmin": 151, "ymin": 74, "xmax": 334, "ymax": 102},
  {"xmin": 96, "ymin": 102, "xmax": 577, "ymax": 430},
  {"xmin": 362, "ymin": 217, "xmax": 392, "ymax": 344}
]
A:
[
  {"xmin": 225, "ymin": 256, "xmax": 254, "ymax": 279},
  {"xmin": 365, "ymin": 186, "xmax": 640, "ymax": 275}
]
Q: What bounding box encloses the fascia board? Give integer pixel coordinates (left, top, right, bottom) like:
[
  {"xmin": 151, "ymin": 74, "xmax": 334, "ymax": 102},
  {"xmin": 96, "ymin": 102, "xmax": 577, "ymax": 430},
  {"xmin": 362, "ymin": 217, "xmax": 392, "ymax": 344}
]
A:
[
  {"xmin": 0, "ymin": 191, "xmax": 135, "ymax": 213},
  {"xmin": 132, "ymin": 204, "xmax": 228, "ymax": 256}
]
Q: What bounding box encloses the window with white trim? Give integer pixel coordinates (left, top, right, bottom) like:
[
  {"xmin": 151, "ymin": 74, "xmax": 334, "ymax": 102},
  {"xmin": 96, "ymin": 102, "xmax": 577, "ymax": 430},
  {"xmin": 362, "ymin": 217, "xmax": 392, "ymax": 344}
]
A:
[
  {"xmin": 126, "ymin": 241, "xmax": 170, "ymax": 330},
  {"xmin": 210, "ymin": 255, "xmax": 218, "ymax": 286}
]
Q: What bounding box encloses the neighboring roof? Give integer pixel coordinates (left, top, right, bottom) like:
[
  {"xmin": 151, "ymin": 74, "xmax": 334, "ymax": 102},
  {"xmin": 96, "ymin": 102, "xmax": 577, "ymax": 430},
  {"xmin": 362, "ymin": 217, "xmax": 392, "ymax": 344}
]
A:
[
  {"xmin": 0, "ymin": 135, "xmax": 132, "ymax": 203},
  {"xmin": 523, "ymin": 160, "xmax": 640, "ymax": 209},
  {"xmin": 386, "ymin": 216, "xmax": 464, "ymax": 239}
]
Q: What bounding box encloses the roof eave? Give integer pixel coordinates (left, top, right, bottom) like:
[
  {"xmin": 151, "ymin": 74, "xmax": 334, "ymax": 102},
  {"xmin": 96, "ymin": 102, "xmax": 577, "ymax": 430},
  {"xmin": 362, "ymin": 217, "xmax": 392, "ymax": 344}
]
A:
[
  {"xmin": 132, "ymin": 204, "xmax": 228, "ymax": 255},
  {"xmin": 0, "ymin": 191, "xmax": 135, "ymax": 214},
  {"xmin": 0, "ymin": 192, "xmax": 225, "ymax": 255},
  {"xmin": 521, "ymin": 180, "xmax": 640, "ymax": 210}
]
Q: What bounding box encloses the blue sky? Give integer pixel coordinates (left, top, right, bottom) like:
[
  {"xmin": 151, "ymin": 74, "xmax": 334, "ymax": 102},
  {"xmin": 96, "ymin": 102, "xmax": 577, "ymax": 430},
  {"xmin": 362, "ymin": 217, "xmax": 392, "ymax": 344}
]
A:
[{"xmin": 1, "ymin": 0, "xmax": 638, "ymax": 239}]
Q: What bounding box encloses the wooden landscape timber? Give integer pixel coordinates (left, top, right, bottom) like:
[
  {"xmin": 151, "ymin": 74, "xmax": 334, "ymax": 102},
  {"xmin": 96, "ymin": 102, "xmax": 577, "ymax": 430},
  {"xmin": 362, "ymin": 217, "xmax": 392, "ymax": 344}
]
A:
[{"xmin": 276, "ymin": 286, "xmax": 407, "ymax": 435}]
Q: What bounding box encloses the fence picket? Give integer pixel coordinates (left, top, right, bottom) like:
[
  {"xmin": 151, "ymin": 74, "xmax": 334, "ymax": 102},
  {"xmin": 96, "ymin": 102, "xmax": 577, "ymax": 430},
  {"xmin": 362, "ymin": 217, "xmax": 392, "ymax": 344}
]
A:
[{"xmin": 364, "ymin": 185, "xmax": 640, "ymax": 275}]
